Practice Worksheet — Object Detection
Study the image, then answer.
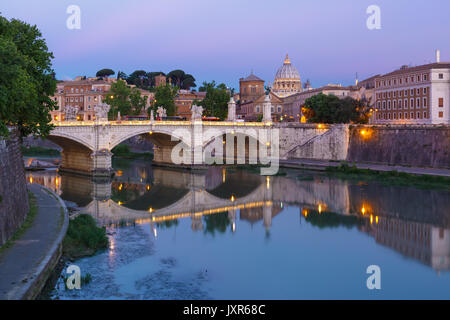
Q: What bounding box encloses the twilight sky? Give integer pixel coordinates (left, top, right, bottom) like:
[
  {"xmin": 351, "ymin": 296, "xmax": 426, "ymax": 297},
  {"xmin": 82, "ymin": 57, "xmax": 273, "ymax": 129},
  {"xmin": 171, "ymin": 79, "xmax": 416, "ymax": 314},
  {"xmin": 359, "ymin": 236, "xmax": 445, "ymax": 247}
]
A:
[{"xmin": 2, "ymin": 0, "xmax": 450, "ymax": 90}]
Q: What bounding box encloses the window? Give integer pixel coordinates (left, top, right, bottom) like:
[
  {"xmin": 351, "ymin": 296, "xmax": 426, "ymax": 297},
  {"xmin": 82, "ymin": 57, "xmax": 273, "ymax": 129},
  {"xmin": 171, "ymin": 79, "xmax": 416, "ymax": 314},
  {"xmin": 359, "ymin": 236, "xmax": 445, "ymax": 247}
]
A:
[
  {"xmin": 439, "ymin": 111, "xmax": 444, "ymax": 118},
  {"xmin": 278, "ymin": 106, "xmax": 282, "ymax": 113},
  {"xmin": 398, "ymin": 100, "xmax": 402, "ymax": 109},
  {"xmin": 388, "ymin": 92, "xmax": 391, "ymax": 98},
  {"xmin": 399, "ymin": 113, "xmax": 403, "ymax": 119},
  {"xmin": 410, "ymin": 112, "xmax": 414, "ymax": 119},
  {"xmin": 438, "ymin": 73, "xmax": 444, "ymax": 79},
  {"xmin": 417, "ymin": 75, "xmax": 421, "ymax": 82},
  {"xmin": 423, "ymin": 74, "xmax": 428, "ymax": 81},
  {"xmin": 410, "ymin": 89, "xmax": 414, "ymax": 96},
  {"xmin": 383, "ymin": 92, "xmax": 386, "ymax": 98},
  {"xmin": 405, "ymin": 112, "xmax": 408, "ymax": 119},
  {"xmin": 399, "ymin": 78, "xmax": 403, "ymax": 84},
  {"xmin": 76, "ymin": 88, "xmax": 79, "ymax": 93},
  {"xmin": 417, "ymin": 112, "xmax": 421, "ymax": 119},
  {"xmin": 71, "ymin": 88, "xmax": 74, "ymax": 93},
  {"xmin": 423, "ymin": 97, "xmax": 427, "ymax": 107},
  {"xmin": 424, "ymin": 87, "xmax": 428, "ymax": 94},
  {"xmin": 382, "ymin": 101, "xmax": 386, "ymax": 110},
  {"xmin": 377, "ymin": 101, "xmax": 381, "ymax": 109},
  {"xmin": 438, "ymin": 98, "xmax": 444, "ymax": 107},
  {"xmin": 393, "ymin": 100, "xmax": 397, "ymax": 110},
  {"xmin": 405, "ymin": 90, "xmax": 408, "ymax": 96},
  {"xmin": 88, "ymin": 105, "xmax": 91, "ymax": 110},
  {"xmin": 256, "ymin": 106, "xmax": 260, "ymax": 113},
  {"xmin": 388, "ymin": 113, "xmax": 391, "ymax": 119},
  {"xmin": 410, "ymin": 99, "xmax": 414, "ymax": 108},
  {"xmin": 70, "ymin": 98, "xmax": 73, "ymax": 102},
  {"xmin": 411, "ymin": 76, "xmax": 414, "ymax": 82},
  {"xmin": 423, "ymin": 111, "xmax": 427, "ymax": 119},
  {"xmin": 388, "ymin": 101, "xmax": 391, "ymax": 109},
  {"xmin": 393, "ymin": 91, "xmax": 397, "ymax": 97},
  {"xmin": 88, "ymin": 97, "xmax": 91, "ymax": 102},
  {"xmin": 417, "ymin": 88, "xmax": 420, "ymax": 95},
  {"xmin": 417, "ymin": 98, "xmax": 421, "ymax": 108},
  {"xmin": 404, "ymin": 99, "xmax": 408, "ymax": 108}
]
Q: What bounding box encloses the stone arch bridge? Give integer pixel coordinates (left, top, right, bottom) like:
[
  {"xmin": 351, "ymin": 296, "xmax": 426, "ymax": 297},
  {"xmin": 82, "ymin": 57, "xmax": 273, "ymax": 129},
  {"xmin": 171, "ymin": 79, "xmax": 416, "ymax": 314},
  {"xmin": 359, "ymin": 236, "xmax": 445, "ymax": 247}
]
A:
[{"xmin": 48, "ymin": 120, "xmax": 349, "ymax": 176}]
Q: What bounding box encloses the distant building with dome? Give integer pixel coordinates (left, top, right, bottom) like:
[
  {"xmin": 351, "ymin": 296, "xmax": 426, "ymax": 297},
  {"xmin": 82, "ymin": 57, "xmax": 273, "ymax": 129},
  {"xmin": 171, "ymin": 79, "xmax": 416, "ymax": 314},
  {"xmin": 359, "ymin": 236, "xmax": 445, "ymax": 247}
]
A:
[{"xmin": 271, "ymin": 54, "xmax": 302, "ymax": 98}]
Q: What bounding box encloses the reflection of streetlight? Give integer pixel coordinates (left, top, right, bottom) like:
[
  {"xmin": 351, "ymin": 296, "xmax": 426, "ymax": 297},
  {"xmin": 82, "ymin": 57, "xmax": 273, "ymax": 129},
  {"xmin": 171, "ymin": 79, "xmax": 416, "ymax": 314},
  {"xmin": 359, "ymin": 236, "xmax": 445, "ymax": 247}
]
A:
[{"xmin": 230, "ymin": 195, "xmax": 235, "ymax": 202}]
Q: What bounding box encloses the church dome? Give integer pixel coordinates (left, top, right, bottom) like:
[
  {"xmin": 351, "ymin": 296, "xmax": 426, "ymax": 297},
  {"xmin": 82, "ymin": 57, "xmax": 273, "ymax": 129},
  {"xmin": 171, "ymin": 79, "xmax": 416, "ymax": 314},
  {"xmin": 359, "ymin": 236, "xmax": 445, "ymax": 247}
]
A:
[{"xmin": 275, "ymin": 54, "xmax": 301, "ymax": 80}]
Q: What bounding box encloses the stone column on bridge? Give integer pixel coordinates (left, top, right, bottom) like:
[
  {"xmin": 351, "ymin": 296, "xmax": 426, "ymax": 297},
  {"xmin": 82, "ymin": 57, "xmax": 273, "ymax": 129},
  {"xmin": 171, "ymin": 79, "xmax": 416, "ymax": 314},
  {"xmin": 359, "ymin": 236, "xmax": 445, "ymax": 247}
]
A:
[
  {"xmin": 263, "ymin": 94, "xmax": 272, "ymax": 123},
  {"xmin": 227, "ymin": 97, "xmax": 236, "ymax": 121},
  {"xmin": 91, "ymin": 149, "xmax": 113, "ymax": 177}
]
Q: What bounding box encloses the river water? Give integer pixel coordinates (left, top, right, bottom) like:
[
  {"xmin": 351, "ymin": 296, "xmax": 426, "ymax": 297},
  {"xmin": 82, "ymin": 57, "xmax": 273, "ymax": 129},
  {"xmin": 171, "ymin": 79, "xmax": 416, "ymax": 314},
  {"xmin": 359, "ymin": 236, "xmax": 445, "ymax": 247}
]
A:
[{"xmin": 26, "ymin": 158, "xmax": 450, "ymax": 299}]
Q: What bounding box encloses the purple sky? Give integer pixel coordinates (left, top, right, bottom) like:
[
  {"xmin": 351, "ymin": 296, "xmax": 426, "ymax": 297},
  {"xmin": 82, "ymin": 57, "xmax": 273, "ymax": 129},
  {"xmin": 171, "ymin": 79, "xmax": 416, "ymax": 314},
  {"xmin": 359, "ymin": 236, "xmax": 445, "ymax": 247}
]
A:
[{"xmin": 2, "ymin": 0, "xmax": 450, "ymax": 90}]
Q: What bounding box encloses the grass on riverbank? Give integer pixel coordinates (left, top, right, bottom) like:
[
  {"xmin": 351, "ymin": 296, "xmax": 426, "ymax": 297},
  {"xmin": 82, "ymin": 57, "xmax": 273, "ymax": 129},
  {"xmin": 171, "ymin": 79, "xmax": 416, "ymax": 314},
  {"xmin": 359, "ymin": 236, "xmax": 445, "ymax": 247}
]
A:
[
  {"xmin": 21, "ymin": 146, "xmax": 60, "ymax": 157},
  {"xmin": 325, "ymin": 163, "xmax": 450, "ymax": 190},
  {"xmin": 0, "ymin": 192, "xmax": 37, "ymax": 254},
  {"xmin": 63, "ymin": 214, "xmax": 108, "ymax": 259},
  {"xmin": 111, "ymin": 144, "xmax": 153, "ymax": 160}
]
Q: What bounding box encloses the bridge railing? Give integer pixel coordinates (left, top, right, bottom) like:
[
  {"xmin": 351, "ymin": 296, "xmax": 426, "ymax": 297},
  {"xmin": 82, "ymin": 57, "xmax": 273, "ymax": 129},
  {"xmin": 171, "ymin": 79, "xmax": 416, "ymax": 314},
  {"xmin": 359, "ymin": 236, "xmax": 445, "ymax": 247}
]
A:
[{"xmin": 52, "ymin": 120, "xmax": 272, "ymax": 127}]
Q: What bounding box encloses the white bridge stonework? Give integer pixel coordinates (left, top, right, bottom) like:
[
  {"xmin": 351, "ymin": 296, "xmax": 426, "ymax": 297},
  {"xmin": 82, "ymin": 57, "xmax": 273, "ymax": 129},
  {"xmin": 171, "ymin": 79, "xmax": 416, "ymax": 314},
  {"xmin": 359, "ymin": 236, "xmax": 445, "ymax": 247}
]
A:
[{"xmin": 48, "ymin": 120, "xmax": 350, "ymax": 176}]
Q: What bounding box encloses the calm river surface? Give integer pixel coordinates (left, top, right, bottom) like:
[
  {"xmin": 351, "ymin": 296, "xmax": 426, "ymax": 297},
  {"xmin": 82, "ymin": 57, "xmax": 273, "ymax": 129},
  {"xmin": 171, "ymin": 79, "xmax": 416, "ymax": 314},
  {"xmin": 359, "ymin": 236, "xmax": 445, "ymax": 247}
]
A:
[{"xmin": 26, "ymin": 158, "xmax": 450, "ymax": 299}]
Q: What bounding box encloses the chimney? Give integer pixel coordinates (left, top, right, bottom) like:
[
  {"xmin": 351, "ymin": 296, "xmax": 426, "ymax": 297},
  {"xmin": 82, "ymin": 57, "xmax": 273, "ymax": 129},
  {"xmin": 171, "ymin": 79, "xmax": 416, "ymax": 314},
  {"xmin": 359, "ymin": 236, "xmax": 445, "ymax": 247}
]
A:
[{"xmin": 436, "ymin": 49, "xmax": 441, "ymax": 63}]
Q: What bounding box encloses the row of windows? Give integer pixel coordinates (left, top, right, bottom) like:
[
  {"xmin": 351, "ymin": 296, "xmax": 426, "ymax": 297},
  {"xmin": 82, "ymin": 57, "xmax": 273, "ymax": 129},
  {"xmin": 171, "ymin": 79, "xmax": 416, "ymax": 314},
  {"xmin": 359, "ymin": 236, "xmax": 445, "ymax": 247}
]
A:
[
  {"xmin": 377, "ymin": 111, "xmax": 445, "ymax": 120},
  {"xmin": 376, "ymin": 73, "xmax": 429, "ymax": 88},
  {"xmin": 377, "ymin": 98, "xmax": 428, "ymax": 110},
  {"xmin": 66, "ymin": 87, "xmax": 106, "ymax": 94},
  {"xmin": 377, "ymin": 112, "xmax": 428, "ymax": 120},
  {"xmin": 255, "ymin": 106, "xmax": 282, "ymax": 113},
  {"xmin": 376, "ymin": 87, "xmax": 428, "ymax": 99},
  {"xmin": 65, "ymin": 96, "xmax": 99, "ymax": 103}
]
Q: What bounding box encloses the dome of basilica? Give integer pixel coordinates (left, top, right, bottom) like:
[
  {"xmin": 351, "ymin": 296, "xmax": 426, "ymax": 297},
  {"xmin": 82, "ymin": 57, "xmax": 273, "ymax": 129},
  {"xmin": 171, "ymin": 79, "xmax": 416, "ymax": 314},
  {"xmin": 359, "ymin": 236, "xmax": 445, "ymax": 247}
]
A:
[
  {"xmin": 272, "ymin": 54, "xmax": 302, "ymax": 98},
  {"xmin": 275, "ymin": 54, "xmax": 301, "ymax": 80}
]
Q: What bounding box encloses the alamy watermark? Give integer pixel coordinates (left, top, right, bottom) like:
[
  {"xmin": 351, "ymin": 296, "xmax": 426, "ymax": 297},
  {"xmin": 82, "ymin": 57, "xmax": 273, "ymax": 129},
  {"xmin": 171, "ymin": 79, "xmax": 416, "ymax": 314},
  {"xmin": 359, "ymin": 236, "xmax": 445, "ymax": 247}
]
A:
[
  {"xmin": 366, "ymin": 265, "xmax": 381, "ymax": 290},
  {"xmin": 366, "ymin": 5, "xmax": 381, "ymax": 30},
  {"xmin": 169, "ymin": 124, "xmax": 280, "ymax": 175},
  {"xmin": 66, "ymin": 5, "xmax": 81, "ymax": 30}
]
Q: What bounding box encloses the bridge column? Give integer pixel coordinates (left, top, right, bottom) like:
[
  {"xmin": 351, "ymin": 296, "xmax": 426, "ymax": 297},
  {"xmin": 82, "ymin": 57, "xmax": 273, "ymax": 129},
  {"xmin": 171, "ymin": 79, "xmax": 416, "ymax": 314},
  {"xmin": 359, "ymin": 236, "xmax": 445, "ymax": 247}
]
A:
[{"xmin": 91, "ymin": 149, "xmax": 113, "ymax": 177}]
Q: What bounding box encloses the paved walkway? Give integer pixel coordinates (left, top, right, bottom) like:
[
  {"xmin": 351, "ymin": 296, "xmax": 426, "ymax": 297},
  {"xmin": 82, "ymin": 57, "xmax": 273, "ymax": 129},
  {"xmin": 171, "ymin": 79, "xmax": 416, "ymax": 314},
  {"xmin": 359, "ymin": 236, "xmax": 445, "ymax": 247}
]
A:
[
  {"xmin": 280, "ymin": 159, "xmax": 450, "ymax": 177},
  {"xmin": 0, "ymin": 183, "xmax": 67, "ymax": 299}
]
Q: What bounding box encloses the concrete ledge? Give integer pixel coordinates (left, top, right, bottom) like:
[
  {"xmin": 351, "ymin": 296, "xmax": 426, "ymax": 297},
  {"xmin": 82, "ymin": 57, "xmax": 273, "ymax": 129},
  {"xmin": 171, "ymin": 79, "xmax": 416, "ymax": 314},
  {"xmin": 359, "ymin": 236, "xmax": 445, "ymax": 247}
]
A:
[
  {"xmin": 280, "ymin": 159, "xmax": 450, "ymax": 177},
  {"xmin": 14, "ymin": 184, "xmax": 69, "ymax": 300}
]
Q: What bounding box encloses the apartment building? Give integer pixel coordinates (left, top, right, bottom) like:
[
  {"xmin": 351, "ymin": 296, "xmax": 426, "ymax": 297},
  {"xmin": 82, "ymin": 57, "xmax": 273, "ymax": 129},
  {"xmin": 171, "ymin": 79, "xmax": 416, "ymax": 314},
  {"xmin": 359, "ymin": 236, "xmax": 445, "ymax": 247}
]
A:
[{"xmin": 374, "ymin": 52, "xmax": 450, "ymax": 124}]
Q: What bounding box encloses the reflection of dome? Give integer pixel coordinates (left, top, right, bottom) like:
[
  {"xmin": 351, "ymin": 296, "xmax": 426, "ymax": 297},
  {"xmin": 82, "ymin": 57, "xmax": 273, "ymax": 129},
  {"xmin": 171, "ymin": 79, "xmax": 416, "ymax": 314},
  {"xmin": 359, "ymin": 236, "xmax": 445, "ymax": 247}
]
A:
[
  {"xmin": 275, "ymin": 55, "xmax": 301, "ymax": 80},
  {"xmin": 272, "ymin": 54, "xmax": 302, "ymax": 98}
]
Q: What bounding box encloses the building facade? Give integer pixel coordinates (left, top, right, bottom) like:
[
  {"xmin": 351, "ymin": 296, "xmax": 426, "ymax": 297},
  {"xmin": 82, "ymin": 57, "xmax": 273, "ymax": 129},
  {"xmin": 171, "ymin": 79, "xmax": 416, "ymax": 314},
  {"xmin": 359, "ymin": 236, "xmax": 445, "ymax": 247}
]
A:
[
  {"xmin": 239, "ymin": 72, "xmax": 265, "ymax": 104},
  {"xmin": 50, "ymin": 78, "xmax": 152, "ymax": 121},
  {"xmin": 373, "ymin": 61, "xmax": 450, "ymax": 124},
  {"xmin": 174, "ymin": 90, "xmax": 206, "ymax": 120}
]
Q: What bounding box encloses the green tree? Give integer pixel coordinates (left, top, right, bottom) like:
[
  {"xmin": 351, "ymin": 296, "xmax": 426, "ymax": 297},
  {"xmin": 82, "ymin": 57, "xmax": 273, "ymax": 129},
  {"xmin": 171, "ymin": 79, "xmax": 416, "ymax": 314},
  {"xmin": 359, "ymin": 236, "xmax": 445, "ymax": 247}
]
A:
[
  {"xmin": 127, "ymin": 70, "xmax": 149, "ymax": 88},
  {"xmin": 0, "ymin": 15, "xmax": 57, "ymax": 138},
  {"xmin": 196, "ymin": 81, "xmax": 230, "ymax": 119},
  {"xmin": 96, "ymin": 68, "xmax": 115, "ymax": 78},
  {"xmin": 167, "ymin": 69, "xmax": 196, "ymax": 90},
  {"xmin": 104, "ymin": 80, "xmax": 131, "ymax": 119},
  {"xmin": 303, "ymin": 93, "xmax": 370, "ymax": 124},
  {"xmin": 129, "ymin": 87, "xmax": 147, "ymax": 115},
  {"xmin": 150, "ymin": 84, "xmax": 178, "ymax": 116}
]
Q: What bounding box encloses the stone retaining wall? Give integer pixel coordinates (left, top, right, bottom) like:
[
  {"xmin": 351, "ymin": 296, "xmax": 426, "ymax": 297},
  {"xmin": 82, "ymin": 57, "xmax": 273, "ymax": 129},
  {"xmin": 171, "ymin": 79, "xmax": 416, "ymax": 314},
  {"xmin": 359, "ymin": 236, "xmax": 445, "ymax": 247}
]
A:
[{"xmin": 0, "ymin": 130, "xmax": 30, "ymax": 246}]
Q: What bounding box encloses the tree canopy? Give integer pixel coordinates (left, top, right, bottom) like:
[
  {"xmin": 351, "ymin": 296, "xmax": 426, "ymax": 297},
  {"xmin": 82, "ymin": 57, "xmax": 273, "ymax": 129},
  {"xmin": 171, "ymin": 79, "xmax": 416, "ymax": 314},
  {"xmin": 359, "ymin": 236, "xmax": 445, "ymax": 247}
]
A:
[
  {"xmin": 104, "ymin": 80, "xmax": 147, "ymax": 119},
  {"xmin": 150, "ymin": 84, "xmax": 178, "ymax": 117},
  {"xmin": 96, "ymin": 68, "xmax": 115, "ymax": 78},
  {"xmin": 303, "ymin": 93, "xmax": 371, "ymax": 124},
  {"xmin": 196, "ymin": 81, "xmax": 230, "ymax": 119},
  {"xmin": 0, "ymin": 15, "xmax": 57, "ymax": 138}
]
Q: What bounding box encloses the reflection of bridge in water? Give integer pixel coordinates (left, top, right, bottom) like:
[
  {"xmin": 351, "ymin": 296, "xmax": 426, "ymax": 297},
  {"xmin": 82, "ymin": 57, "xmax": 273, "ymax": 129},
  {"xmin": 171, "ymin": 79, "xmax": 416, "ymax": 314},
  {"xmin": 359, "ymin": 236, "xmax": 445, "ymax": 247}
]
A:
[{"xmin": 27, "ymin": 165, "xmax": 450, "ymax": 272}]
